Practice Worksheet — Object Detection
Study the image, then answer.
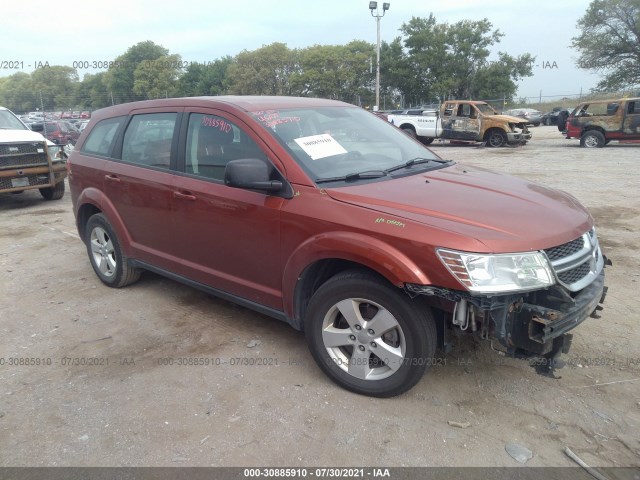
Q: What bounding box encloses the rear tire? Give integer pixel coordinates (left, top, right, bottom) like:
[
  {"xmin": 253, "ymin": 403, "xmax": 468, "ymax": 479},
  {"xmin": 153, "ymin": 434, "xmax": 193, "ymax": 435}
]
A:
[
  {"xmin": 580, "ymin": 130, "xmax": 605, "ymax": 148},
  {"xmin": 85, "ymin": 213, "xmax": 141, "ymax": 288},
  {"xmin": 401, "ymin": 126, "xmax": 417, "ymax": 138},
  {"xmin": 304, "ymin": 270, "xmax": 437, "ymax": 397},
  {"xmin": 419, "ymin": 137, "xmax": 434, "ymax": 145},
  {"xmin": 39, "ymin": 180, "xmax": 65, "ymax": 200}
]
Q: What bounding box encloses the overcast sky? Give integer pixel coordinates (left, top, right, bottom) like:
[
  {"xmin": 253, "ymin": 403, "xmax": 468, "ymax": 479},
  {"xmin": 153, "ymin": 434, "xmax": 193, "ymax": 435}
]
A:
[{"xmin": 1, "ymin": 0, "xmax": 600, "ymax": 101}]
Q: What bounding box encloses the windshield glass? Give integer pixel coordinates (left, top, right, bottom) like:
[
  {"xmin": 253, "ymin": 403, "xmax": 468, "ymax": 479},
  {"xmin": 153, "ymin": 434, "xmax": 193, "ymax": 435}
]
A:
[
  {"xmin": 0, "ymin": 110, "xmax": 28, "ymax": 130},
  {"xmin": 476, "ymin": 103, "xmax": 497, "ymax": 115},
  {"xmin": 251, "ymin": 106, "xmax": 448, "ymax": 185}
]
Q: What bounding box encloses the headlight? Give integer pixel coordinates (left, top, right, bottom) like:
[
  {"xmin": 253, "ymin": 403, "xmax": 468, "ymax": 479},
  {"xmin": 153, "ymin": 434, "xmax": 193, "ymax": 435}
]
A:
[
  {"xmin": 47, "ymin": 145, "xmax": 67, "ymax": 162},
  {"xmin": 437, "ymin": 248, "xmax": 555, "ymax": 294}
]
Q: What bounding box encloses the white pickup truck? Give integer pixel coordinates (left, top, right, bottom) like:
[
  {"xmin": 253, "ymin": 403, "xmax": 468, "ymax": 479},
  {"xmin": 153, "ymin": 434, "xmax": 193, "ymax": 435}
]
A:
[{"xmin": 386, "ymin": 100, "xmax": 532, "ymax": 147}]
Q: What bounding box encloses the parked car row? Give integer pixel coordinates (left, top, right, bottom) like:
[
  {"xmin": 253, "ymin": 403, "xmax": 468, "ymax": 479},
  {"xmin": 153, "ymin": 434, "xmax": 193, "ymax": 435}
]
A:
[
  {"xmin": 25, "ymin": 120, "xmax": 84, "ymax": 145},
  {"xmin": 501, "ymin": 108, "xmax": 543, "ymax": 126}
]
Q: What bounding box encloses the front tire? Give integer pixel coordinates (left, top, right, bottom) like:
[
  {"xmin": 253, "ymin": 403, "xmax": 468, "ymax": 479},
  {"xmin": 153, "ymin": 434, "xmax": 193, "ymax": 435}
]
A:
[
  {"xmin": 485, "ymin": 129, "xmax": 507, "ymax": 147},
  {"xmin": 39, "ymin": 180, "xmax": 65, "ymax": 200},
  {"xmin": 85, "ymin": 213, "xmax": 141, "ymax": 288},
  {"xmin": 580, "ymin": 130, "xmax": 605, "ymax": 148},
  {"xmin": 304, "ymin": 270, "xmax": 437, "ymax": 397}
]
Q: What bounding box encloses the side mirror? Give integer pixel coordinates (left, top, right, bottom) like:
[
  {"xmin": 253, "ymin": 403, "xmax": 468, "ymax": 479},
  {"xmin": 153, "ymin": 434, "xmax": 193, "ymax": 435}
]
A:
[
  {"xmin": 224, "ymin": 158, "xmax": 283, "ymax": 193},
  {"xmin": 29, "ymin": 123, "xmax": 44, "ymax": 132}
]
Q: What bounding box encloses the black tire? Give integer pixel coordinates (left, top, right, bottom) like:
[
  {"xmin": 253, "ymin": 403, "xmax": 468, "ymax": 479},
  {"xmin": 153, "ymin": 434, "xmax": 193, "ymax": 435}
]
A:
[
  {"xmin": 304, "ymin": 270, "xmax": 437, "ymax": 397},
  {"xmin": 533, "ymin": 122, "xmax": 540, "ymax": 127},
  {"xmin": 419, "ymin": 137, "xmax": 434, "ymax": 145},
  {"xmin": 580, "ymin": 130, "xmax": 605, "ymax": 148},
  {"xmin": 39, "ymin": 180, "xmax": 65, "ymax": 200},
  {"xmin": 85, "ymin": 213, "xmax": 141, "ymax": 288},
  {"xmin": 401, "ymin": 126, "xmax": 417, "ymax": 138},
  {"xmin": 485, "ymin": 129, "xmax": 507, "ymax": 147}
]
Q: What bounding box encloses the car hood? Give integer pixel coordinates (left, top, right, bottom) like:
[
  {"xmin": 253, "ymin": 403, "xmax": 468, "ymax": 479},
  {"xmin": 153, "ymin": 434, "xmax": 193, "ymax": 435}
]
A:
[
  {"xmin": 0, "ymin": 129, "xmax": 49, "ymax": 144},
  {"xmin": 486, "ymin": 114, "xmax": 528, "ymax": 124},
  {"xmin": 325, "ymin": 163, "xmax": 592, "ymax": 253}
]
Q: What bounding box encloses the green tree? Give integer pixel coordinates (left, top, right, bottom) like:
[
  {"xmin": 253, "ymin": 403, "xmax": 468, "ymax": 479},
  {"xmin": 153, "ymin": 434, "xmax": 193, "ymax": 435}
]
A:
[
  {"xmin": 132, "ymin": 54, "xmax": 183, "ymax": 99},
  {"xmin": 292, "ymin": 41, "xmax": 375, "ymax": 102},
  {"xmin": 75, "ymin": 72, "xmax": 111, "ymax": 109},
  {"xmin": 398, "ymin": 14, "xmax": 533, "ymax": 104},
  {"xmin": 572, "ymin": 0, "xmax": 640, "ymax": 90},
  {"xmin": 104, "ymin": 41, "xmax": 169, "ymax": 103},
  {"xmin": 0, "ymin": 72, "xmax": 37, "ymax": 112},
  {"xmin": 176, "ymin": 56, "xmax": 233, "ymax": 96},
  {"xmin": 31, "ymin": 66, "xmax": 79, "ymax": 110},
  {"xmin": 380, "ymin": 38, "xmax": 417, "ymax": 107},
  {"xmin": 227, "ymin": 43, "xmax": 299, "ymax": 95},
  {"xmin": 471, "ymin": 52, "xmax": 534, "ymax": 101}
]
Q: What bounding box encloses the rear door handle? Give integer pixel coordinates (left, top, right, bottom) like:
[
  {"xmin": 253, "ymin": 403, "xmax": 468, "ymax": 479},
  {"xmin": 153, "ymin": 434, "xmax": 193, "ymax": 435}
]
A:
[
  {"xmin": 105, "ymin": 174, "xmax": 121, "ymax": 183},
  {"xmin": 173, "ymin": 191, "xmax": 197, "ymax": 201}
]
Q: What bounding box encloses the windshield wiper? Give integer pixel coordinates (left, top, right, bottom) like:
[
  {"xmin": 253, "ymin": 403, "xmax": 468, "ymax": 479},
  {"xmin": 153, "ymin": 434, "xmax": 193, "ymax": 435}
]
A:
[
  {"xmin": 384, "ymin": 157, "xmax": 451, "ymax": 174},
  {"xmin": 315, "ymin": 170, "xmax": 388, "ymax": 184}
]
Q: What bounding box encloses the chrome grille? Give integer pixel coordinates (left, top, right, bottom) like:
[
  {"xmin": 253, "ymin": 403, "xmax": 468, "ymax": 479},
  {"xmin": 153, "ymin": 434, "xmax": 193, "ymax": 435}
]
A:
[
  {"xmin": 545, "ymin": 237, "xmax": 585, "ymax": 261},
  {"xmin": 0, "ymin": 142, "xmax": 43, "ymax": 156},
  {"xmin": 0, "ymin": 174, "xmax": 51, "ymax": 190},
  {"xmin": 544, "ymin": 229, "xmax": 604, "ymax": 292},
  {"xmin": 0, "ymin": 154, "xmax": 49, "ymax": 169},
  {"xmin": 0, "ymin": 142, "xmax": 49, "ymax": 170},
  {"xmin": 557, "ymin": 261, "xmax": 591, "ymax": 284}
]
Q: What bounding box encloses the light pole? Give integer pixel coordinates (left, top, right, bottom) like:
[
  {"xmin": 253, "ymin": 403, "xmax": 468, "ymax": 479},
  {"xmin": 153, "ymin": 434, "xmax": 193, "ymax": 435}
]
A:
[{"xmin": 369, "ymin": 1, "xmax": 389, "ymax": 111}]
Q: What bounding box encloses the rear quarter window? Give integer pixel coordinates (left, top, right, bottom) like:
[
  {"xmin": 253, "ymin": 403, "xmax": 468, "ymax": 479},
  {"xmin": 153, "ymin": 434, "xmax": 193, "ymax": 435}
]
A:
[{"xmin": 81, "ymin": 117, "xmax": 125, "ymax": 157}]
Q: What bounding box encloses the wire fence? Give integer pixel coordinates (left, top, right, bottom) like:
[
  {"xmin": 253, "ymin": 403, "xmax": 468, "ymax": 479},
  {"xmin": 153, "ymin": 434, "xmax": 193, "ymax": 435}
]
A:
[{"xmin": 8, "ymin": 88, "xmax": 640, "ymax": 119}]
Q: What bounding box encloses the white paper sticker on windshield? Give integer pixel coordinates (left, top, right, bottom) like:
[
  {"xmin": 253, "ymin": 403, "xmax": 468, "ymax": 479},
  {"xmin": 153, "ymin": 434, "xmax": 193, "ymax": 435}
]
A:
[{"xmin": 294, "ymin": 134, "xmax": 347, "ymax": 160}]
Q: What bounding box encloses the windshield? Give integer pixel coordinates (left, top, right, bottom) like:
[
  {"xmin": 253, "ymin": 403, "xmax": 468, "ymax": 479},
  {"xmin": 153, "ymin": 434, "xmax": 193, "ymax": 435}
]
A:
[
  {"xmin": 0, "ymin": 110, "xmax": 28, "ymax": 130},
  {"xmin": 476, "ymin": 103, "xmax": 497, "ymax": 115},
  {"xmin": 251, "ymin": 106, "xmax": 448, "ymax": 185}
]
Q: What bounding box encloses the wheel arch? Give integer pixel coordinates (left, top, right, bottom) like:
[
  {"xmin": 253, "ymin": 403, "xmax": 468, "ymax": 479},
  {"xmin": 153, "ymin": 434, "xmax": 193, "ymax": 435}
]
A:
[
  {"xmin": 398, "ymin": 123, "xmax": 417, "ymax": 133},
  {"xmin": 283, "ymin": 232, "xmax": 431, "ymax": 330},
  {"xmin": 483, "ymin": 126, "xmax": 508, "ymax": 139},
  {"xmin": 75, "ymin": 187, "xmax": 133, "ymax": 255},
  {"xmin": 581, "ymin": 125, "xmax": 606, "ymax": 136}
]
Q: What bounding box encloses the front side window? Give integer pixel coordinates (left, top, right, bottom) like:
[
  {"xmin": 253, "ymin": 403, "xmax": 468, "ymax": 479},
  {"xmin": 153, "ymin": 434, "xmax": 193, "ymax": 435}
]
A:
[
  {"xmin": 476, "ymin": 104, "xmax": 497, "ymax": 115},
  {"xmin": 251, "ymin": 106, "xmax": 448, "ymax": 186},
  {"xmin": 121, "ymin": 113, "xmax": 177, "ymax": 169},
  {"xmin": 81, "ymin": 117, "xmax": 125, "ymax": 157},
  {"xmin": 578, "ymin": 103, "xmax": 618, "ymax": 117},
  {"xmin": 184, "ymin": 113, "xmax": 267, "ymax": 181}
]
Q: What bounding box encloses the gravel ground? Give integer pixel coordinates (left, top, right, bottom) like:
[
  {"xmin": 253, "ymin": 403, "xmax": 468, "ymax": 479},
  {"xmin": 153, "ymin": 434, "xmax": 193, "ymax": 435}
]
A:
[{"xmin": 0, "ymin": 126, "xmax": 638, "ymax": 467}]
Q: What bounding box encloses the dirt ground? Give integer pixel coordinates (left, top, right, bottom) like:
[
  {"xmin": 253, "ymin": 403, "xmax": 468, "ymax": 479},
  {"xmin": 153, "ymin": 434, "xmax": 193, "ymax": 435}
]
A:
[{"xmin": 0, "ymin": 126, "xmax": 639, "ymax": 468}]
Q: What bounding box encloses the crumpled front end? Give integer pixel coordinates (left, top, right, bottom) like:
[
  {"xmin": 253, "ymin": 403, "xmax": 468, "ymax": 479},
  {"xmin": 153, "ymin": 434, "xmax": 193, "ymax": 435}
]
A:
[
  {"xmin": 407, "ymin": 229, "xmax": 608, "ymax": 361},
  {"xmin": 506, "ymin": 122, "xmax": 532, "ymax": 145}
]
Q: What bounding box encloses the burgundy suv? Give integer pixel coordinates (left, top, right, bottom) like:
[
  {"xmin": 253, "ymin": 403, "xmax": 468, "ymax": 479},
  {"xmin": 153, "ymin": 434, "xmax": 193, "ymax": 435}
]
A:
[{"xmin": 68, "ymin": 96, "xmax": 607, "ymax": 397}]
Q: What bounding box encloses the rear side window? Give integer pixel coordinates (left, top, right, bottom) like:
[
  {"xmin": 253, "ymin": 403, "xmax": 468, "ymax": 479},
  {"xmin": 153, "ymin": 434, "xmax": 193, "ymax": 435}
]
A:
[
  {"xmin": 122, "ymin": 113, "xmax": 177, "ymax": 169},
  {"xmin": 82, "ymin": 117, "xmax": 125, "ymax": 157}
]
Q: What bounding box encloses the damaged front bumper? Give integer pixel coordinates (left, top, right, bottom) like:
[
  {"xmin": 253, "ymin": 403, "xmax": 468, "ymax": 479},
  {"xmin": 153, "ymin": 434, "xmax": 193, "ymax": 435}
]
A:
[
  {"xmin": 506, "ymin": 131, "xmax": 532, "ymax": 144},
  {"xmin": 406, "ymin": 267, "xmax": 607, "ymax": 358}
]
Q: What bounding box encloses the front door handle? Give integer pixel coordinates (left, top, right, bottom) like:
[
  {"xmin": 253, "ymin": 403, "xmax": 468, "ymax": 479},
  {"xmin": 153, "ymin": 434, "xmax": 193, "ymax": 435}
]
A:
[
  {"xmin": 173, "ymin": 191, "xmax": 197, "ymax": 201},
  {"xmin": 105, "ymin": 174, "xmax": 121, "ymax": 183}
]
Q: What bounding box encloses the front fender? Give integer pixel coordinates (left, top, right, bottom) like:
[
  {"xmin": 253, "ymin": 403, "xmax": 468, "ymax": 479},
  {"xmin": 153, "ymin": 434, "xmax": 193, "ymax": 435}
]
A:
[
  {"xmin": 282, "ymin": 231, "xmax": 431, "ymax": 320},
  {"xmin": 75, "ymin": 187, "xmax": 133, "ymax": 256}
]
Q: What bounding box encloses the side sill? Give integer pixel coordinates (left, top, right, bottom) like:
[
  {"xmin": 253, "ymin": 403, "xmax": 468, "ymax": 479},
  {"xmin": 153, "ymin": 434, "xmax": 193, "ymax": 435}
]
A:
[{"xmin": 129, "ymin": 260, "xmax": 292, "ymax": 327}]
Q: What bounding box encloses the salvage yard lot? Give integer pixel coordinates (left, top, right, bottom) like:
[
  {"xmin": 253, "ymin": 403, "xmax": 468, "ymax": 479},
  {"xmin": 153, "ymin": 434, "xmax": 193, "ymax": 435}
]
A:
[{"xmin": 0, "ymin": 126, "xmax": 638, "ymax": 467}]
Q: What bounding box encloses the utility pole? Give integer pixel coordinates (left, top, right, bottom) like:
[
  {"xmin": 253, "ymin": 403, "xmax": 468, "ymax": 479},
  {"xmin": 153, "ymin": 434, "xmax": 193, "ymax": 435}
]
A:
[{"xmin": 369, "ymin": 2, "xmax": 390, "ymax": 111}]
